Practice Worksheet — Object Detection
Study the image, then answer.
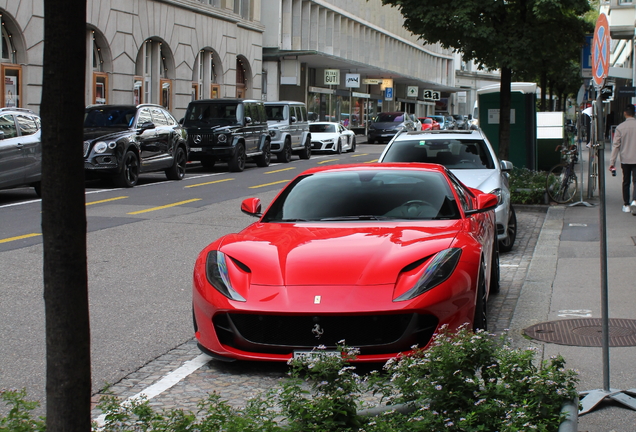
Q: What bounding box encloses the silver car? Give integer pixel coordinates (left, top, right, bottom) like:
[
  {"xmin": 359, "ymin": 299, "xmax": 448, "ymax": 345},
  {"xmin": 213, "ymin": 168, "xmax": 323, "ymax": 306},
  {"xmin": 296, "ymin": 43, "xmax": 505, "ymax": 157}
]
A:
[
  {"xmin": 0, "ymin": 108, "xmax": 41, "ymax": 196},
  {"xmin": 378, "ymin": 129, "xmax": 516, "ymax": 252}
]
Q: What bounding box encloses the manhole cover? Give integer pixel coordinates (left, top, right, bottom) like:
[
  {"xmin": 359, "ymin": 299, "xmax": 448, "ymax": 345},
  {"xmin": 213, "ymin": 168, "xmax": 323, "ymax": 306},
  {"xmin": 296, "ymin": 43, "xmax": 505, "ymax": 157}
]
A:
[{"xmin": 524, "ymin": 318, "xmax": 636, "ymax": 347}]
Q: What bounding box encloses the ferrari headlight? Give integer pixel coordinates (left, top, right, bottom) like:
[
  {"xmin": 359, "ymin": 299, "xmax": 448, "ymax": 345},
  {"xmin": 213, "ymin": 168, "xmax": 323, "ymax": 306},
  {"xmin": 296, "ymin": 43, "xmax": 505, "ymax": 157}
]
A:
[
  {"xmin": 94, "ymin": 141, "xmax": 108, "ymax": 154},
  {"xmin": 488, "ymin": 188, "xmax": 503, "ymax": 205},
  {"xmin": 205, "ymin": 251, "xmax": 246, "ymax": 302},
  {"xmin": 394, "ymin": 248, "xmax": 462, "ymax": 302}
]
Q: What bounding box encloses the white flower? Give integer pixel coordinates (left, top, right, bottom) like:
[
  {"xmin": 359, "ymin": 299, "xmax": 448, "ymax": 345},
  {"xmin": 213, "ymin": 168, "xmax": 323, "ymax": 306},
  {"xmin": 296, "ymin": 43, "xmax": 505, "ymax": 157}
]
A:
[{"xmin": 435, "ymin": 385, "xmax": 443, "ymax": 390}]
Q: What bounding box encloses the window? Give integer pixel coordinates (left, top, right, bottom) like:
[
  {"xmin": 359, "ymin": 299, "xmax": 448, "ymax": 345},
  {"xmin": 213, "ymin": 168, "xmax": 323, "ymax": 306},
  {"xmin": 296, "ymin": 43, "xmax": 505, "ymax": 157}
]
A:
[
  {"xmin": 1, "ymin": 18, "xmax": 16, "ymax": 63},
  {"xmin": 16, "ymin": 115, "xmax": 38, "ymax": 136},
  {"xmin": 94, "ymin": 72, "xmax": 108, "ymax": 104},
  {"xmin": 133, "ymin": 77, "xmax": 143, "ymax": 105},
  {"xmin": 2, "ymin": 65, "xmax": 20, "ymax": 108},
  {"xmin": 0, "ymin": 114, "xmax": 17, "ymax": 138},
  {"xmin": 151, "ymin": 108, "xmax": 168, "ymax": 126},
  {"xmin": 161, "ymin": 79, "xmax": 171, "ymax": 110},
  {"xmin": 137, "ymin": 108, "xmax": 152, "ymax": 126},
  {"xmin": 136, "ymin": 40, "xmax": 172, "ymax": 105}
]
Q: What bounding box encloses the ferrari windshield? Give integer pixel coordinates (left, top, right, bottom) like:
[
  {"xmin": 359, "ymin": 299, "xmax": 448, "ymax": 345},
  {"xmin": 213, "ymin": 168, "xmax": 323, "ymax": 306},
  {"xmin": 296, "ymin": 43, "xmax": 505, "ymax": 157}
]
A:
[
  {"xmin": 381, "ymin": 139, "xmax": 495, "ymax": 170},
  {"xmin": 262, "ymin": 170, "xmax": 461, "ymax": 222}
]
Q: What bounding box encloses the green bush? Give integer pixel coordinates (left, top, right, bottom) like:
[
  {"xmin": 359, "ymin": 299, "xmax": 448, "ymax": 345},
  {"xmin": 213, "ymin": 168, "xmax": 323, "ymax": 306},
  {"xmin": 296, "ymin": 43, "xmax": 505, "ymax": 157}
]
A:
[
  {"xmin": 1, "ymin": 327, "xmax": 578, "ymax": 432},
  {"xmin": 509, "ymin": 167, "xmax": 549, "ymax": 205}
]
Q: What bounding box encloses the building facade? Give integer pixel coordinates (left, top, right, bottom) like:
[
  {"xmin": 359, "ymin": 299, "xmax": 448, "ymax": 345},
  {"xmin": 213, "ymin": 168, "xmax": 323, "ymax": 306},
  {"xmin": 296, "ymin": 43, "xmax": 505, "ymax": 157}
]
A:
[
  {"xmin": 1, "ymin": 0, "xmax": 264, "ymax": 118},
  {"xmin": 2, "ymin": 0, "xmax": 499, "ymax": 124}
]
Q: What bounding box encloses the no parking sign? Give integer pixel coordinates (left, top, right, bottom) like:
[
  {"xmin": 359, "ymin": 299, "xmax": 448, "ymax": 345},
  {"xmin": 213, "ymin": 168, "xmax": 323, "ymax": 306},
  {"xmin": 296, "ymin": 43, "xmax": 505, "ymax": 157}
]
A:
[{"xmin": 592, "ymin": 13, "xmax": 610, "ymax": 88}]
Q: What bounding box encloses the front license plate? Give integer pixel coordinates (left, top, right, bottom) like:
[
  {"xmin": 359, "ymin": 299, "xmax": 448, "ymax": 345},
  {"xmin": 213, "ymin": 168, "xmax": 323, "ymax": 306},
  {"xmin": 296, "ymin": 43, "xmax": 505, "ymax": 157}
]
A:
[
  {"xmin": 293, "ymin": 350, "xmax": 339, "ymax": 360},
  {"xmin": 190, "ymin": 147, "xmax": 202, "ymax": 152}
]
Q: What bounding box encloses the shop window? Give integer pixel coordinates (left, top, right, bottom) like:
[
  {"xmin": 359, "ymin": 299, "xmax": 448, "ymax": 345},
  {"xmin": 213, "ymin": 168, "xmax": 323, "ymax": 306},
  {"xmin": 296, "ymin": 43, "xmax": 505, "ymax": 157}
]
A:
[
  {"xmin": 133, "ymin": 76, "xmax": 143, "ymax": 105},
  {"xmin": 94, "ymin": 72, "xmax": 108, "ymax": 104},
  {"xmin": 236, "ymin": 57, "xmax": 248, "ymax": 98},
  {"xmin": 193, "ymin": 49, "xmax": 221, "ymax": 99},
  {"xmin": 2, "ymin": 65, "xmax": 20, "ymax": 108},
  {"xmin": 211, "ymin": 84, "xmax": 220, "ymax": 99},
  {"xmin": 192, "ymin": 83, "xmax": 199, "ymax": 101},
  {"xmin": 161, "ymin": 79, "xmax": 171, "ymax": 110}
]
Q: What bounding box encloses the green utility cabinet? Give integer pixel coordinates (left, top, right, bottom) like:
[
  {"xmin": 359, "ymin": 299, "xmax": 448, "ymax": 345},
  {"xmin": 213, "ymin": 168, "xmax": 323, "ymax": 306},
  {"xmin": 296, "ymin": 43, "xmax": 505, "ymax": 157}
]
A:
[{"xmin": 477, "ymin": 83, "xmax": 537, "ymax": 170}]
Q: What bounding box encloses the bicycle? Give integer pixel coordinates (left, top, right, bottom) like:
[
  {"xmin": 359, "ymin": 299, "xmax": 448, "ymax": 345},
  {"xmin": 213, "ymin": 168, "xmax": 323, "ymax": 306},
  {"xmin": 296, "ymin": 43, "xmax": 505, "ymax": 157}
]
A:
[{"xmin": 546, "ymin": 144, "xmax": 578, "ymax": 204}]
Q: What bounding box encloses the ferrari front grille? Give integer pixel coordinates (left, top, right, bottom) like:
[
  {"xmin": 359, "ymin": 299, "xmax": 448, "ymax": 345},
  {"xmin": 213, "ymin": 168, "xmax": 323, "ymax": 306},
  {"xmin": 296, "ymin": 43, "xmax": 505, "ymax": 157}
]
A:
[{"xmin": 213, "ymin": 313, "xmax": 438, "ymax": 355}]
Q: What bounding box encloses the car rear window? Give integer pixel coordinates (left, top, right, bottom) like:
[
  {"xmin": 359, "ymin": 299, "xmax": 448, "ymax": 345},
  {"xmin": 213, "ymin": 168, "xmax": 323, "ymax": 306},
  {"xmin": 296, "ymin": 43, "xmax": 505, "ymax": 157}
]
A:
[
  {"xmin": 262, "ymin": 170, "xmax": 460, "ymax": 222},
  {"xmin": 382, "ymin": 139, "xmax": 495, "ymax": 169}
]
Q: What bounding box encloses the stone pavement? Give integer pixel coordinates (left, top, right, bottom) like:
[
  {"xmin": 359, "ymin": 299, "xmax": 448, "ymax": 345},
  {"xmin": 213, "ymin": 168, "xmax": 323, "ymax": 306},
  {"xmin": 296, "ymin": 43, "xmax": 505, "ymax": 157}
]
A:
[{"xmin": 90, "ymin": 206, "xmax": 549, "ymax": 419}]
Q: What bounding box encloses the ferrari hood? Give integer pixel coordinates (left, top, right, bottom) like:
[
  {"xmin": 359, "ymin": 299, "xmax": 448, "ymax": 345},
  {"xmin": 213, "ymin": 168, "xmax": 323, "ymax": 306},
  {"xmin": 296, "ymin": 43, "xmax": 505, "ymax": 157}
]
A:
[{"xmin": 218, "ymin": 222, "xmax": 462, "ymax": 286}]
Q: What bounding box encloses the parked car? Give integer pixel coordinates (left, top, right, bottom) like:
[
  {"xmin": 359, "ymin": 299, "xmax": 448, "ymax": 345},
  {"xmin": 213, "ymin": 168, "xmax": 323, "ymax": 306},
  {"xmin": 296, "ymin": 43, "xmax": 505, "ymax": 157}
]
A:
[
  {"xmin": 182, "ymin": 99, "xmax": 271, "ymax": 172},
  {"xmin": 445, "ymin": 115, "xmax": 457, "ymax": 130},
  {"xmin": 429, "ymin": 114, "xmax": 450, "ymax": 130},
  {"xmin": 419, "ymin": 117, "xmax": 441, "ymax": 131},
  {"xmin": 83, "ymin": 104, "xmax": 188, "ymax": 188},
  {"xmin": 409, "ymin": 114, "xmax": 422, "ymax": 131},
  {"xmin": 308, "ymin": 122, "xmax": 356, "ymax": 153},
  {"xmin": 378, "ymin": 129, "xmax": 516, "ymax": 252},
  {"xmin": 0, "ymin": 108, "xmax": 42, "ymax": 196},
  {"xmin": 192, "ymin": 163, "xmax": 498, "ymax": 362},
  {"xmin": 367, "ymin": 112, "xmax": 415, "ymax": 144},
  {"xmin": 452, "ymin": 114, "xmax": 468, "ymax": 130},
  {"xmin": 264, "ymin": 101, "xmax": 311, "ymax": 162}
]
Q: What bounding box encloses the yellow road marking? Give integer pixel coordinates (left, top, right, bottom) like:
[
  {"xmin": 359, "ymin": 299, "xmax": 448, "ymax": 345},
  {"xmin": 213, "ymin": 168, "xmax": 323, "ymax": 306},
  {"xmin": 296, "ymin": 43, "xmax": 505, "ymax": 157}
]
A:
[
  {"xmin": 185, "ymin": 178, "xmax": 234, "ymax": 188},
  {"xmin": 265, "ymin": 167, "xmax": 296, "ymax": 174},
  {"xmin": 86, "ymin": 196, "xmax": 129, "ymax": 206},
  {"xmin": 350, "ymin": 153, "xmax": 369, "ymax": 157},
  {"xmin": 0, "ymin": 233, "xmax": 41, "ymax": 244},
  {"xmin": 318, "ymin": 159, "xmax": 340, "ymax": 164},
  {"xmin": 249, "ymin": 180, "xmax": 290, "ymax": 189},
  {"xmin": 128, "ymin": 199, "xmax": 202, "ymax": 215},
  {"xmin": 365, "ymin": 159, "xmax": 379, "ymax": 163}
]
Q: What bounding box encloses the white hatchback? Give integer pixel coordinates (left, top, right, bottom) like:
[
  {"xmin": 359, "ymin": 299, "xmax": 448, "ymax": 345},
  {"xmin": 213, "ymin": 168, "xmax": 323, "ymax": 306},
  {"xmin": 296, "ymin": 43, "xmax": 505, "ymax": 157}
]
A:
[{"xmin": 378, "ymin": 129, "xmax": 516, "ymax": 252}]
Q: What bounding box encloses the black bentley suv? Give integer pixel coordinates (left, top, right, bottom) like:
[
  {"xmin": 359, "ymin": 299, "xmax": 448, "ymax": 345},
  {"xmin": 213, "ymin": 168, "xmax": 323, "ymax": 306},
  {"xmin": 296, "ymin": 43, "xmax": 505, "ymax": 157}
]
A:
[{"xmin": 83, "ymin": 104, "xmax": 188, "ymax": 187}]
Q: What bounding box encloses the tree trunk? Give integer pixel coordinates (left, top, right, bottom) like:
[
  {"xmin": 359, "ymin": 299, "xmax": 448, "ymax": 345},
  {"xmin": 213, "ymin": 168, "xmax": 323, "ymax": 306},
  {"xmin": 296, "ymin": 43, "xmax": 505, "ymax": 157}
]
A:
[
  {"xmin": 498, "ymin": 66, "xmax": 512, "ymax": 161},
  {"xmin": 41, "ymin": 0, "xmax": 91, "ymax": 430},
  {"xmin": 540, "ymin": 71, "xmax": 548, "ymax": 112}
]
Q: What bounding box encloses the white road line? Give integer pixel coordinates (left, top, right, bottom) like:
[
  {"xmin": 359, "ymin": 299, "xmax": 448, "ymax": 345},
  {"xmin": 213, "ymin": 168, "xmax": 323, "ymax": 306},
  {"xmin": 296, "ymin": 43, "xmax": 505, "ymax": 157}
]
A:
[{"xmin": 93, "ymin": 353, "xmax": 211, "ymax": 427}]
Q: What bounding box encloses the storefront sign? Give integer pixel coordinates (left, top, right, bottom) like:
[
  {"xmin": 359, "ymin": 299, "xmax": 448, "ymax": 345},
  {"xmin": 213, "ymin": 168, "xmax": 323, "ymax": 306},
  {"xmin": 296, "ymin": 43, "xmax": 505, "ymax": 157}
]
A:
[
  {"xmin": 362, "ymin": 78, "xmax": 383, "ymax": 85},
  {"xmin": 308, "ymin": 86, "xmax": 335, "ymax": 95},
  {"xmin": 345, "ymin": 74, "xmax": 360, "ymax": 88},
  {"xmin": 407, "ymin": 86, "xmax": 418, "ymax": 97},
  {"xmin": 381, "ymin": 79, "xmax": 393, "ymax": 91},
  {"xmin": 324, "ymin": 69, "xmax": 340, "ymax": 85},
  {"xmin": 422, "ymin": 89, "xmax": 441, "ymax": 101},
  {"xmin": 352, "ymin": 92, "xmax": 370, "ymax": 98}
]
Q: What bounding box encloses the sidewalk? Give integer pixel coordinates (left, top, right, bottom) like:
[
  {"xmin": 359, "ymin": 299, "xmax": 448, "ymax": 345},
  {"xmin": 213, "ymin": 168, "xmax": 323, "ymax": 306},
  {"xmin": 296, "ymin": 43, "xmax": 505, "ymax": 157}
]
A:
[{"xmin": 510, "ymin": 145, "xmax": 636, "ymax": 432}]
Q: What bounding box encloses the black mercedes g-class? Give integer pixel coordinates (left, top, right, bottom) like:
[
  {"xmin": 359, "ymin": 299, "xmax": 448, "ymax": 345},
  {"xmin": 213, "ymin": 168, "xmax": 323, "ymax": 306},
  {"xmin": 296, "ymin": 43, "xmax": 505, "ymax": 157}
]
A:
[{"xmin": 183, "ymin": 99, "xmax": 271, "ymax": 172}]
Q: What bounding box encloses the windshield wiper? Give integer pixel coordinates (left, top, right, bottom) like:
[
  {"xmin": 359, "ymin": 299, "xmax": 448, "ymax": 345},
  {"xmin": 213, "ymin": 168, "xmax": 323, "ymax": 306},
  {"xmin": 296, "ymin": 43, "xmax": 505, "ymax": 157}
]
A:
[{"xmin": 319, "ymin": 215, "xmax": 389, "ymax": 221}]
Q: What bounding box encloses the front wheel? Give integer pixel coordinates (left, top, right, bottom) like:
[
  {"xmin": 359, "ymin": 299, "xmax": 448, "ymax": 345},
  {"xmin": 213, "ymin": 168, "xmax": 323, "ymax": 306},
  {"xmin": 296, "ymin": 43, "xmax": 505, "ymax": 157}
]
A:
[
  {"xmin": 113, "ymin": 150, "xmax": 140, "ymax": 188},
  {"xmin": 546, "ymin": 164, "xmax": 577, "ymax": 203},
  {"xmin": 165, "ymin": 146, "xmax": 187, "ymax": 180},
  {"xmin": 336, "ymin": 139, "xmax": 342, "ymax": 154},
  {"xmin": 277, "ymin": 138, "xmax": 292, "ymax": 163},
  {"xmin": 228, "ymin": 143, "xmax": 246, "ymax": 172},
  {"xmin": 489, "ymin": 238, "xmax": 500, "ymax": 294},
  {"xmin": 498, "ymin": 206, "xmax": 517, "ymax": 253}
]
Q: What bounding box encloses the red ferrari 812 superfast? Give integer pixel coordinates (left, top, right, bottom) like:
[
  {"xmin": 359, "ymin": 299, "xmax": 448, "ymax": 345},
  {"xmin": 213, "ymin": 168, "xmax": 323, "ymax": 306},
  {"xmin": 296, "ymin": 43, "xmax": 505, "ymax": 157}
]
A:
[{"xmin": 193, "ymin": 163, "xmax": 499, "ymax": 362}]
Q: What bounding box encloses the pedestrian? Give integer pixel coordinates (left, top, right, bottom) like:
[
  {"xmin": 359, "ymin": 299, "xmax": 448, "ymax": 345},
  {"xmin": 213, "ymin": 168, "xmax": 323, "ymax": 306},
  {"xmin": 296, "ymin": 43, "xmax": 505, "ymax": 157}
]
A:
[{"xmin": 609, "ymin": 104, "xmax": 636, "ymax": 212}]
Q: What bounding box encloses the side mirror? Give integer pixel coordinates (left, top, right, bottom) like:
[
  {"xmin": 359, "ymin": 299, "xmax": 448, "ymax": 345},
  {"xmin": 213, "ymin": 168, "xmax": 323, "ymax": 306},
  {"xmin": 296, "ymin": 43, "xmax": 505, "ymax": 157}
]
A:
[
  {"xmin": 465, "ymin": 193, "xmax": 499, "ymax": 215},
  {"xmin": 500, "ymin": 160, "xmax": 513, "ymax": 172},
  {"xmin": 137, "ymin": 121, "xmax": 156, "ymax": 134},
  {"xmin": 290, "ymin": 116, "xmax": 297, "ymax": 123},
  {"xmin": 244, "ymin": 116, "xmax": 252, "ymax": 125},
  {"xmin": 241, "ymin": 197, "xmax": 262, "ymax": 217},
  {"xmin": 179, "ymin": 118, "xmax": 184, "ymax": 124}
]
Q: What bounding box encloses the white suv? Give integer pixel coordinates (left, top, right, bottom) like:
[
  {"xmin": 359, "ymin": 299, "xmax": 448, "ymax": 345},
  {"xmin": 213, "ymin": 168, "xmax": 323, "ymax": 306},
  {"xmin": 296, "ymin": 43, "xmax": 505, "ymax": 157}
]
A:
[
  {"xmin": 264, "ymin": 101, "xmax": 311, "ymax": 163},
  {"xmin": 378, "ymin": 129, "xmax": 516, "ymax": 252}
]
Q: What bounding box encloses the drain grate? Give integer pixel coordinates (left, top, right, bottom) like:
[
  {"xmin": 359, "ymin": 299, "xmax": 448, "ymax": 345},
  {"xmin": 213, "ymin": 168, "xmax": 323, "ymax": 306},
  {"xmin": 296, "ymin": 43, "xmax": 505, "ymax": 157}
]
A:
[{"xmin": 524, "ymin": 318, "xmax": 636, "ymax": 347}]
